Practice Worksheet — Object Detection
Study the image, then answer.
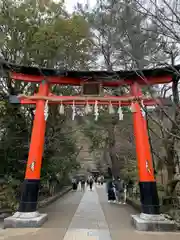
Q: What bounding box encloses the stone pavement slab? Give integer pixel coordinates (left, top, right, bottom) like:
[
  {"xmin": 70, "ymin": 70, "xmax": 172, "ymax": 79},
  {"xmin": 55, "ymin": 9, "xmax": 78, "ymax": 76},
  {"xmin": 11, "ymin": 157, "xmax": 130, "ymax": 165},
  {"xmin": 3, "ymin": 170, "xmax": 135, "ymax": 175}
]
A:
[
  {"xmin": 63, "ymin": 229, "xmax": 111, "ymax": 240},
  {"xmin": 63, "ymin": 185, "xmax": 112, "ymax": 240},
  {"xmin": 0, "ymin": 190, "xmax": 83, "ymax": 240},
  {"xmin": 96, "ymin": 183, "xmax": 180, "ymax": 240}
]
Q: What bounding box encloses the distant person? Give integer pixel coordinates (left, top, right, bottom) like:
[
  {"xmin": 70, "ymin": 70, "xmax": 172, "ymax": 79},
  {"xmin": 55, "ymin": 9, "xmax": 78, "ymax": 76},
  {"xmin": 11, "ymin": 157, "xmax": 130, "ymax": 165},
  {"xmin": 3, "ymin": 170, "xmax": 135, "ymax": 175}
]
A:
[
  {"xmin": 123, "ymin": 183, "xmax": 127, "ymax": 204},
  {"xmin": 97, "ymin": 176, "xmax": 101, "ymax": 185},
  {"xmin": 89, "ymin": 176, "xmax": 93, "ymax": 191},
  {"xmin": 100, "ymin": 175, "xmax": 104, "ymax": 185},
  {"xmin": 95, "ymin": 177, "xmax": 97, "ymax": 183},
  {"xmin": 127, "ymin": 179, "xmax": 134, "ymax": 197},
  {"xmin": 80, "ymin": 179, "xmax": 85, "ymax": 191},
  {"xmin": 115, "ymin": 178, "xmax": 125, "ymax": 204},
  {"xmin": 107, "ymin": 179, "xmax": 116, "ymax": 203},
  {"xmin": 72, "ymin": 178, "xmax": 77, "ymax": 190},
  {"xmin": 86, "ymin": 178, "xmax": 89, "ymax": 186}
]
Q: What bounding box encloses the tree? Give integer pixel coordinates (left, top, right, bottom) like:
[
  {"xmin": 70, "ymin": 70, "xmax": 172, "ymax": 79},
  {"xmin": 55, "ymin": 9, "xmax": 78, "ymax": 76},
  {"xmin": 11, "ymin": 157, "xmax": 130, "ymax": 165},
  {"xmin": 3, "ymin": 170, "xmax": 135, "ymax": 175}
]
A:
[
  {"xmin": 77, "ymin": 0, "xmax": 160, "ymax": 70},
  {"xmin": 129, "ymin": 0, "xmax": 180, "ymax": 194},
  {"xmin": 0, "ymin": 0, "xmax": 95, "ymax": 209},
  {"xmin": 76, "ymin": 0, "xmax": 161, "ymax": 179}
]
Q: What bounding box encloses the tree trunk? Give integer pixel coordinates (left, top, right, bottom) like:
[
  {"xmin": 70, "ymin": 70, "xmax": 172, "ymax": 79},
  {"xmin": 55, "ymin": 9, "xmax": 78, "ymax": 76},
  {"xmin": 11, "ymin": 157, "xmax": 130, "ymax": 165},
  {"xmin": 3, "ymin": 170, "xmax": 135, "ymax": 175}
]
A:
[
  {"xmin": 167, "ymin": 165, "xmax": 175, "ymax": 182},
  {"xmin": 164, "ymin": 68, "xmax": 180, "ymax": 194},
  {"xmin": 107, "ymin": 123, "xmax": 119, "ymax": 179},
  {"xmin": 161, "ymin": 169, "xmax": 163, "ymax": 184}
]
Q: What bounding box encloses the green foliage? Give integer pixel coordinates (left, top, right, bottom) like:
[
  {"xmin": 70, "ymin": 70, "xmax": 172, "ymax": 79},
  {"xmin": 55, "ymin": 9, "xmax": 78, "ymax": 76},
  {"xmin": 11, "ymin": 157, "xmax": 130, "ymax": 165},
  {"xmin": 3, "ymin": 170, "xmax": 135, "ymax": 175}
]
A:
[
  {"xmin": 83, "ymin": 119, "xmax": 107, "ymax": 151},
  {"xmin": 0, "ymin": 104, "xmax": 29, "ymax": 179},
  {"xmin": 120, "ymin": 159, "xmax": 138, "ymax": 181},
  {"xmin": 0, "ymin": 176, "xmax": 20, "ymax": 211},
  {"xmin": 0, "ymin": 0, "xmax": 94, "ymax": 209},
  {"xmin": 78, "ymin": 0, "xmax": 160, "ymax": 70},
  {"xmin": 0, "ymin": 0, "xmax": 94, "ymax": 67},
  {"xmin": 157, "ymin": 183, "xmax": 165, "ymax": 192},
  {"xmin": 30, "ymin": 15, "xmax": 93, "ymax": 68}
]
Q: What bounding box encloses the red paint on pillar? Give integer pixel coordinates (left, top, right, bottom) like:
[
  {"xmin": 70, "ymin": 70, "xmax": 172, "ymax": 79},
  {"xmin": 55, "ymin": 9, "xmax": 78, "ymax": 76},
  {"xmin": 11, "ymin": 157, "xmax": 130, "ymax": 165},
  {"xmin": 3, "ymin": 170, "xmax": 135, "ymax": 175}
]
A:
[
  {"xmin": 132, "ymin": 102, "xmax": 155, "ymax": 182},
  {"xmin": 25, "ymin": 81, "xmax": 49, "ymax": 180},
  {"xmin": 131, "ymin": 83, "xmax": 155, "ymax": 182},
  {"xmin": 142, "ymin": 114, "xmax": 155, "ymax": 177}
]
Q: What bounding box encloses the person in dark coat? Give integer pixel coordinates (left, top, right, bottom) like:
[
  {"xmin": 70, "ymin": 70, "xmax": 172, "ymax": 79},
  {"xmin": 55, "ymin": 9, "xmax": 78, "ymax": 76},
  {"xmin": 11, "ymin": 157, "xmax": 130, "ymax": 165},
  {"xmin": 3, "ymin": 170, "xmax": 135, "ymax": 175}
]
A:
[
  {"xmin": 127, "ymin": 178, "xmax": 134, "ymax": 197},
  {"xmin": 80, "ymin": 179, "xmax": 85, "ymax": 191},
  {"xmin": 114, "ymin": 178, "xmax": 125, "ymax": 203},
  {"xmin": 89, "ymin": 176, "xmax": 93, "ymax": 191},
  {"xmin": 86, "ymin": 179, "xmax": 89, "ymax": 186},
  {"xmin": 107, "ymin": 179, "xmax": 116, "ymax": 202},
  {"xmin": 72, "ymin": 178, "xmax": 77, "ymax": 190}
]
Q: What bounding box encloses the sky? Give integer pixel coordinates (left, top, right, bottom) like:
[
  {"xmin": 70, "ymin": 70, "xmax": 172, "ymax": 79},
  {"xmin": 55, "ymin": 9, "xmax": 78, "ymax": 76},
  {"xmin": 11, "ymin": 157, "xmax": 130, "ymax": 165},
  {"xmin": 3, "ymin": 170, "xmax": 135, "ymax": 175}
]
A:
[{"xmin": 64, "ymin": 0, "xmax": 96, "ymax": 13}]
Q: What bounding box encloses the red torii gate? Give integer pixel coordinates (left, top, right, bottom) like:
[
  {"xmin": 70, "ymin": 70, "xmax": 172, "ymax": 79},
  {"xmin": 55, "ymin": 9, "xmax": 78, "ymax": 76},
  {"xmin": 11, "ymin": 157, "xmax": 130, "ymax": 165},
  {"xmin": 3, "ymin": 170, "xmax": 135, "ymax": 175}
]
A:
[{"xmin": 3, "ymin": 63, "xmax": 178, "ymax": 230}]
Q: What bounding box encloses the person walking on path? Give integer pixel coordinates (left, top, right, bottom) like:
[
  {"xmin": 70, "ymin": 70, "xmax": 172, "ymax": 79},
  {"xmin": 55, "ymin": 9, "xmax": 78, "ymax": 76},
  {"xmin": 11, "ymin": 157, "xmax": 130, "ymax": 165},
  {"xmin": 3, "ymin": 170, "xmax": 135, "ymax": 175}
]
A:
[
  {"xmin": 97, "ymin": 176, "xmax": 101, "ymax": 185},
  {"xmin": 123, "ymin": 183, "xmax": 127, "ymax": 204},
  {"xmin": 127, "ymin": 178, "xmax": 134, "ymax": 197},
  {"xmin": 80, "ymin": 178, "xmax": 85, "ymax": 191},
  {"xmin": 89, "ymin": 176, "xmax": 93, "ymax": 191},
  {"xmin": 107, "ymin": 179, "xmax": 116, "ymax": 203},
  {"xmin": 114, "ymin": 178, "xmax": 125, "ymax": 204},
  {"xmin": 72, "ymin": 178, "xmax": 77, "ymax": 190},
  {"xmin": 100, "ymin": 175, "xmax": 104, "ymax": 185}
]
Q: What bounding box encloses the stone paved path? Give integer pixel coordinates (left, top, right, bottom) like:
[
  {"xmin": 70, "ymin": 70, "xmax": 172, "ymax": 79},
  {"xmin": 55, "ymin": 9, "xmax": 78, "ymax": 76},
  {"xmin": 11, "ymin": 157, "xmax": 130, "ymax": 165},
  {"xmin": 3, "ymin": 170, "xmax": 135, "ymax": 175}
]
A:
[
  {"xmin": 63, "ymin": 185, "xmax": 111, "ymax": 240},
  {"xmin": 1, "ymin": 183, "xmax": 180, "ymax": 240}
]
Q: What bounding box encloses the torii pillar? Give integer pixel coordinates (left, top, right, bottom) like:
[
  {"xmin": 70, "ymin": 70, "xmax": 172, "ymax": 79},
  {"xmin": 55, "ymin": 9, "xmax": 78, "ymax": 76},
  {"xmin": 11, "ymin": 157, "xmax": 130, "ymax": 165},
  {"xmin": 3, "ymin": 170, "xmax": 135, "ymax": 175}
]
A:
[
  {"xmin": 130, "ymin": 83, "xmax": 175, "ymax": 231},
  {"xmin": 4, "ymin": 80, "xmax": 49, "ymax": 228}
]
